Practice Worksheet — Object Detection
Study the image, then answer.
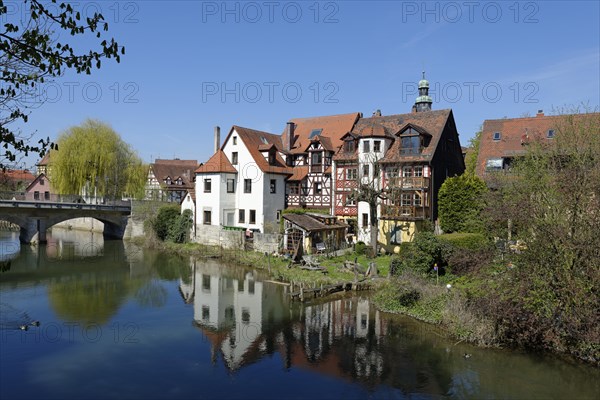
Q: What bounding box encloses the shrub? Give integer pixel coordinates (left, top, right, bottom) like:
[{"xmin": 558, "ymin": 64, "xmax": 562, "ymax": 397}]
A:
[
  {"xmin": 355, "ymin": 241, "xmax": 367, "ymax": 255},
  {"xmin": 168, "ymin": 209, "xmax": 193, "ymax": 244},
  {"xmin": 152, "ymin": 205, "xmax": 180, "ymax": 241},
  {"xmin": 439, "ymin": 232, "xmax": 491, "ymax": 251}
]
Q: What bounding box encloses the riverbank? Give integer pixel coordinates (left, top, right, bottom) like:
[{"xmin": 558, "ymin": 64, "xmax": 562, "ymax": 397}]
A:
[{"xmin": 136, "ymin": 236, "xmax": 598, "ymax": 367}]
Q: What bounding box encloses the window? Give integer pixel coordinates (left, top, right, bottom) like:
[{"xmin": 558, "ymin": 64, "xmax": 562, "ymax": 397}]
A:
[
  {"xmin": 311, "ymin": 152, "xmax": 322, "ymax": 165},
  {"xmin": 493, "ymin": 132, "xmax": 501, "ymax": 141},
  {"xmin": 34, "ymin": 191, "xmax": 40, "ymax": 200},
  {"xmin": 239, "ymin": 209, "xmax": 245, "ymax": 223},
  {"xmin": 362, "ymin": 164, "xmax": 370, "ymax": 177},
  {"xmin": 204, "ymin": 179, "xmax": 211, "ymax": 193},
  {"xmin": 202, "ymin": 306, "xmax": 210, "ymax": 321},
  {"xmin": 344, "ymin": 140, "xmax": 355, "ymax": 152},
  {"xmin": 44, "ymin": 191, "xmax": 50, "ymax": 200},
  {"xmin": 362, "ymin": 213, "xmax": 368, "ymax": 227},
  {"xmin": 401, "ymin": 194, "xmax": 412, "ymax": 206},
  {"xmin": 276, "ymin": 210, "xmax": 281, "ymax": 221},
  {"xmin": 314, "ymin": 182, "xmax": 322, "ymax": 194},
  {"xmin": 233, "ymin": 136, "xmax": 237, "ymax": 145},
  {"xmin": 40, "ymin": 178, "xmax": 44, "ymax": 185},
  {"xmin": 301, "ymin": 182, "xmax": 309, "ymax": 195},
  {"xmin": 363, "ymin": 141, "xmax": 370, "ymax": 152},
  {"xmin": 268, "ymin": 151, "xmax": 276, "ymax": 165},
  {"xmin": 244, "ymin": 179, "xmax": 252, "ymax": 193},
  {"xmin": 203, "ymin": 210, "xmax": 212, "ymax": 225},
  {"xmin": 346, "ymin": 168, "xmax": 357, "ymax": 180},
  {"xmin": 270, "ymin": 179, "xmax": 276, "ymax": 193},
  {"xmin": 289, "ymin": 183, "xmax": 299, "ymax": 195},
  {"xmin": 403, "ymin": 166, "xmax": 413, "ymax": 177},
  {"xmin": 309, "ymin": 128, "xmax": 322, "ymax": 139},
  {"xmin": 202, "ymin": 274, "xmax": 211, "ymax": 291},
  {"xmin": 400, "ymin": 135, "xmax": 421, "ymax": 154},
  {"xmin": 547, "ymin": 129, "xmax": 555, "ymax": 138},
  {"xmin": 241, "ymin": 308, "xmax": 250, "ymax": 324},
  {"xmin": 414, "ymin": 193, "xmax": 422, "ymax": 207},
  {"xmin": 345, "ymin": 195, "xmax": 356, "ymax": 206},
  {"xmin": 486, "ymin": 158, "xmax": 503, "ymax": 171},
  {"xmin": 374, "ymin": 140, "xmax": 381, "ymax": 152},
  {"xmin": 232, "ymin": 152, "xmax": 238, "ymax": 165},
  {"xmin": 414, "ymin": 166, "xmax": 423, "ymax": 177},
  {"xmin": 249, "ymin": 210, "xmax": 256, "ymax": 224},
  {"xmin": 386, "ymin": 167, "xmax": 398, "ymax": 178}
]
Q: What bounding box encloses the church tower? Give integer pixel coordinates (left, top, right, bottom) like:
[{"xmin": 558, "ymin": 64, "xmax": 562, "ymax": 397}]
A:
[{"xmin": 414, "ymin": 71, "xmax": 433, "ymax": 112}]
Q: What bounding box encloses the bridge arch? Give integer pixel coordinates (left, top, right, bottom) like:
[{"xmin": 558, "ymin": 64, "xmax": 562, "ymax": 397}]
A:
[{"xmin": 0, "ymin": 202, "xmax": 130, "ymax": 244}]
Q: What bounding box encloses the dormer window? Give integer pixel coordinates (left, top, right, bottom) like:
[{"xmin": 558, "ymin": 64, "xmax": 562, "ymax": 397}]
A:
[
  {"xmin": 547, "ymin": 129, "xmax": 555, "ymax": 138},
  {"xmin": 166, "ymin": 177, "xmax": 172, "ymax": 185},
  {"xmin": 268, "ymin": 150, "xmax": 276, "ymax": 165},
  {"xmin": 399, "ymin": 125, "xmax": 430, "ymax": 155},
  {"xmin": 344, "ymin": 139, "xmax": 355, "ymax": 152},
  {"xmin": 493, "ymin": 132, "xmax": 501, "ymax": 141}
]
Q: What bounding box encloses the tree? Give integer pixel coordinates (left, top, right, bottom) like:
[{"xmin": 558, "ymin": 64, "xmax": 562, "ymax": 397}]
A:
[
  {"xmin": 487, "ymin": 108, "xmax": 600, "ymax": 358},
  {"xmin": 464, "ymin": 128, "xmax": 482, "ymax": 177},
  {"xmin": 438, "ymin": 174, "xmax": 487, "ymax": 233},
  {"xmin": 51, "ymin": 119, "xmax": 146, "ymax": 199},
  {"xmin": 1, "ymin": 0, "xmax": 124, "ymax": 169},
  {"xmin": 351, "ymin": 153, "xmax": 385, "ymax": 256}
]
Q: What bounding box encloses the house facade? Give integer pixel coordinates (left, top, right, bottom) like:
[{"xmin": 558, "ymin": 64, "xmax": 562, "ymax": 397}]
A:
[
  {"xmin": 146, "ymin": 159, "xmax": 198, "ymax": 203},
  {"xmin": 475, "ymin": 110, "xmax": 600, "ymax": 179},
  {"xmin": 194, "ymin": 126, "xmax": 291, "ymax": 234},
  {"xmin": 332, "ymin": 75, "xmax": 465, "ymax": 251},
  {"xmin": 282, "ymin": 113, "xmax": 361, "ymax": 210}
]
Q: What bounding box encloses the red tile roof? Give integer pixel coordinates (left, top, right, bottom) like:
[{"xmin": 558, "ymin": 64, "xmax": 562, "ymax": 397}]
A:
[
  {"xmin": 151, "ymin": 159, "xmax": 198, "ymax": 188},
  {"xmin": 0, "ymin": 169, "xmax": 36, "ymax": 183},
  {"xmin": 195, "ymin": 150, "xmax": 237, "ymax": 174},
  {"xmin": 359, "ymin": 109, "xmax": 453, "ymax": 163},
  {"xmin": 37, "ymin": 151, "xmax": 52, "ymax": 166},
  {"xmin": 229, "ymin": 126, "xmax": 292, "ymax": 175},
  {"xmin": 288, "ymin": 166, "xmax": 309, "ymax": 181},
  {"xmin": 476, "ymin": 112, "xmax": 600, "ymax": 177},
  {"xmin": 283, "ymin": 112, "xmax": 361, "ymax": 155}
]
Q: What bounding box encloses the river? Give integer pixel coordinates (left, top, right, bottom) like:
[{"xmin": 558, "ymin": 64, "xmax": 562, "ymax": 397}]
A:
[{"xmin": 0, "ymin": 230, "xmax": 598, "ymax": 399}]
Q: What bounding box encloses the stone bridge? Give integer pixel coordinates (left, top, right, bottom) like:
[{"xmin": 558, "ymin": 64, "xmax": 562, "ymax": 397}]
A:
[{"xmin": 0, "ymin": 200, "xmax": 131, "ymax": 244}]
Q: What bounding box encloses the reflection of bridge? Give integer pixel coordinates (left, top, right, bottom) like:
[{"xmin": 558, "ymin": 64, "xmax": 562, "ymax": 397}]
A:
[{"xmin": 0, "ymin": 200, "xmax": 131, "ymax": 244}]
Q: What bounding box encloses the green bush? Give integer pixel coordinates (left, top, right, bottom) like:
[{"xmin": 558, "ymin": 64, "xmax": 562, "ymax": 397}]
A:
[
  {"xmin": 439, "ymin": 233, "xmax": 491, "ymax": 251},
  {"xmin": 152, "ymin": 205, "xmax": 180, "ymax": 241},
  {"xmin": 168, "ymin": 209, "xmax": 193, "ymax": 244},
  {"xmin": 355, "ymin": 241, "xmax": 367, "ymax": 255}
]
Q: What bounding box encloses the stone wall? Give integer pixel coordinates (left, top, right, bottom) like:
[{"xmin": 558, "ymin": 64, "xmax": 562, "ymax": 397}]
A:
[
  {"xmin": 192, "ymin": 224, "xmax": 245, "ymax": 250},
  {"xmin": 253, "ymin": 232, "xmax": 282, "ymax": 254}
]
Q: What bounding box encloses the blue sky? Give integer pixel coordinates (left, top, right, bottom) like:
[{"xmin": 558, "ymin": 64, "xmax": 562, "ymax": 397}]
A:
[{"xmin": 9, "ymin": 0, "xmax": 600, "ymax": 168}]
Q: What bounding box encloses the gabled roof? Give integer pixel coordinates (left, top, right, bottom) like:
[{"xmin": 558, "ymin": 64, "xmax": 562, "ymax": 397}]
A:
[
  {"xmin": 353, "ymin": 121, "xmax": 395, "ymax": 139},
  {"xmin": 151, "ymin": 159, "xmax": 198, "ymax": 188},
  {"xmin": 24, "ymin": 173, "xmax": 50, "ymax": 192},
  {"xmin": 283, "ymin": 112, "xmax": 361, "ymax": 155},
  {"xmin": 303, "ymin": 135, "xmax": 334, "ymax": 152},
  {"xmin": 195, "ymin": 150, "xmax": 237, "ymax": 174},
  {"xmin": 476, "ymin": 112, "xmax": 600, "ymax": 176},
  {"xmin": 227, "ymin": 126, "xmax": 292, "ymax": 175},
  {"xmin": 363, "ymin": 109, "xmax": 453, "ymax": 163}
]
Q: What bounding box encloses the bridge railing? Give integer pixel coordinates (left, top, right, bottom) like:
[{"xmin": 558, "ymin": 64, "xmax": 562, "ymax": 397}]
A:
[{"xmin": 0, "ymin": 191, "xmax": 131, "ymax": 210}]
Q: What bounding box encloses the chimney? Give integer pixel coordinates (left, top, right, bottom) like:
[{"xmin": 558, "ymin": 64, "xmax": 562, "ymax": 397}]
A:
[
  {"xmin": 286, "ymin": 122, "xmax": 295, "ymax": 152},
  {"xmin": 372, "ymin": 109, "xmax": 382, "ymax": 117},
  {"xmin": 536, "ymin": 110, "xmax": 544, "ymax": 117},
  {"xmin": 214, "ymin": 126, "xmax": 220, "ymax": 153}
]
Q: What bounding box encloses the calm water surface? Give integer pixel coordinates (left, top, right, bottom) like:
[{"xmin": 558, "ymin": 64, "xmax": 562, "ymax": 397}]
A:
[{"xmin": 0, "ymin": 230, "xmax": 598, "ymax": 400}]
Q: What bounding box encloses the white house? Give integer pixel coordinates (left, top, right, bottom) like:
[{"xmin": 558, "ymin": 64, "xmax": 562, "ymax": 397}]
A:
[{"xmin": 194, "ymin": 126, "xmax": 292, "ymax": 234}]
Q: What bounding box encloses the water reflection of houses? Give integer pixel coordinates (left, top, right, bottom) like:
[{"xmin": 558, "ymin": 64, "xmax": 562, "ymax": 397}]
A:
[
  {"xmin": 282, "ymin": 297, "xmax": 387, "ymax": 385},
  {"xmin": 179, "ymin": 264, "xmax": 389, "ymax": 383},
  {"xmin": 179, "ymin": 260, "xmax": 288, "ymax": 371}
]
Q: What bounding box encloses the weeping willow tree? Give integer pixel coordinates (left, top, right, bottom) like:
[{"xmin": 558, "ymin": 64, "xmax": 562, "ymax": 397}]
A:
[{"xmin": 52, "ymin": 119, "xmax": 146, "ymax": 199}]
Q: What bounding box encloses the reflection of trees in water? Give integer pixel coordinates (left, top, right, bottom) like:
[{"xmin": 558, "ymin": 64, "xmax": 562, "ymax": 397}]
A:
[
  {"xmin": 134, "ymin": 280, "xmax": 167, "ymax": 308},
  {"xmin": 48, "ymin": 271, "xmax": 134, "ymax": 325}
]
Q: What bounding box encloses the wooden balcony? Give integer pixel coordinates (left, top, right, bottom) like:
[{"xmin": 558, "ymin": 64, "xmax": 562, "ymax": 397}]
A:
[
  {"xmin": 381, "ymin": 205, "xmax": 429, "ymax": 220},
  {"xmin": 386, "ymin": 177, "xmax": 429, "ymax": 189}
]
